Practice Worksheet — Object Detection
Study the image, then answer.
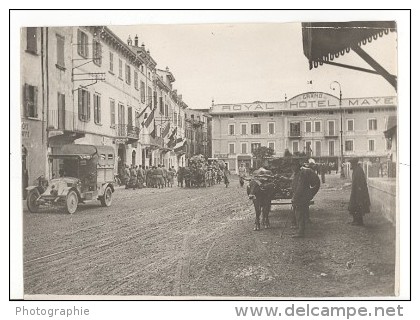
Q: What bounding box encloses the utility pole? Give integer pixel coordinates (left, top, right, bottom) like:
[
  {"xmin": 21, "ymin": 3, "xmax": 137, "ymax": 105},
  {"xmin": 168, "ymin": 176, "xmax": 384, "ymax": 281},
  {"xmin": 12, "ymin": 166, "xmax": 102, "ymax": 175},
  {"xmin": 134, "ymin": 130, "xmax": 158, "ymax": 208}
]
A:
[{"xmin": 330, "ymin": 81, "xmax": 345, "ymax": 178}]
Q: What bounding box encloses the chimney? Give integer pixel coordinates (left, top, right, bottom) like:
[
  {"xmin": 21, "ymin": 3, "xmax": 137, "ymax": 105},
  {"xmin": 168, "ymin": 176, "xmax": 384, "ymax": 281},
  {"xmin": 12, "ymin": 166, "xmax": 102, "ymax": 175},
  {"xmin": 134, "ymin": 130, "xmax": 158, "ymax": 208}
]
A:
[
  {"xmin": 166, "ymin": 66, "xmax": 169, "ymax": 72},
  {"xmin": 127, "ymin": 35, "xmax": 132, "ymax": 46},
  {"xmin": 147, "ymin": 49, "xmax": 150, "ymax": 55},
  {"xmin": 141, "ymin": 42, "xmax": 145, "ymax": 49},
  {"xmin": 134, "ymin": 34, "xmax": 139, "ymax": 47}
]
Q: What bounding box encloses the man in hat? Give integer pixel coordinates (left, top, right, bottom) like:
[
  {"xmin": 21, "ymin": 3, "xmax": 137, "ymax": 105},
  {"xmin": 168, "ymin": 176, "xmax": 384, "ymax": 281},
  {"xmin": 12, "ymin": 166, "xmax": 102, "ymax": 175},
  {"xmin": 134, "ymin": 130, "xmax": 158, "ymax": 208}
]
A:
[
  {"xmin": 291, "ymin": 159, "xmax": 320, "ymax": 238},
  {"xmin": 238, "ymin": 162, "xmax": 247, "ymax": 187},
  {"xmin": 348, "ymin": 158, "xmax": 370, "ymax": 226}
]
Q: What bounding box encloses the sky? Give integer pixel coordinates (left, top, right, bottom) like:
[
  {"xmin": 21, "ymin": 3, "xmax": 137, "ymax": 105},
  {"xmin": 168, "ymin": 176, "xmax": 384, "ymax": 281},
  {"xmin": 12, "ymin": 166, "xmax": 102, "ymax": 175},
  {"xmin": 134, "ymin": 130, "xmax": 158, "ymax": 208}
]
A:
[{"xmin": 111, "ymin": 23, "xmax": 397, "ymax": 109}]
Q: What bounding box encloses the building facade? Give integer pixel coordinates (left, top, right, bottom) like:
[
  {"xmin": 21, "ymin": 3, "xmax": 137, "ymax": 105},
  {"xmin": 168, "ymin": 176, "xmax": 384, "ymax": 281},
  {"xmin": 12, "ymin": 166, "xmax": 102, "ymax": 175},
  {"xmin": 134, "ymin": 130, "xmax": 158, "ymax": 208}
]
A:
[
  {"xmin": 184, "ymin": 109, "xmax": 211, "ymax": 161},
  {"xmin": 210, "ymin": 92, "xmax": 397, "ymax": 173},
  {"xmin": 21, "ymin": 26, "xmax": 195, "ymax": 195}
]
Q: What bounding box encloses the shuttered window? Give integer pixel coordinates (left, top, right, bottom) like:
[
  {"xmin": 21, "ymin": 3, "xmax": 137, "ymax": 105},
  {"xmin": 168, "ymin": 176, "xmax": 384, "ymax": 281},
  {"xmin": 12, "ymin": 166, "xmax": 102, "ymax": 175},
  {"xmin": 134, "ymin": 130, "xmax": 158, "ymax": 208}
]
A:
[
  {"xmin": 94, "ymin": 93, "xmax": 101, "ymax": 124},
  {"xmin": 110, "ymin": 99, "xmax": 115, "ymax": 127},
  {"xmin": 93, "ymin": 40, "xmax": 102, "ymax": 66},
  {"xmin": 140, "ymin": 81, "xmax": 146, "ymax": 103},
  {"xmin": 26, "ymin": 28, "xmax": 37, "ymax": 53},
  {"xmin": 23, "ymin": 84, "xmax": 38, "ymax": 118},
  {"xmin": 78, "ymin": 88, "xmax": 90, "ymax": 122},
  {"xmin": 134, "ymin": 71, "xmax": 138, "ymax": 89},
  {"xmin": 109, "ymin": 52, "xmax": 114, "ymax": 72},
  {"xmin": 125, "ymin": 64, "xmax": 131, "ymax": 84},
  {"xmin": 56, "ymin": 34, "xmax": 65, "ymax": 68}
]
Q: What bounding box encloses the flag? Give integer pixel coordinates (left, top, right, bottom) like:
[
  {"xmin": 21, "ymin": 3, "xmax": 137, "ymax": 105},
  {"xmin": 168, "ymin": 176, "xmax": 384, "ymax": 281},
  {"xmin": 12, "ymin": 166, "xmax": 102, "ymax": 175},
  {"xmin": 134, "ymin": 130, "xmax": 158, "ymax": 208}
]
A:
[
  {"xmin": 143, "ymin": 109, "xmax": 155, "ymax": 128},
  {"xmin": 161, "ymin": 122, "xmax": 170, "ymax": 137}
]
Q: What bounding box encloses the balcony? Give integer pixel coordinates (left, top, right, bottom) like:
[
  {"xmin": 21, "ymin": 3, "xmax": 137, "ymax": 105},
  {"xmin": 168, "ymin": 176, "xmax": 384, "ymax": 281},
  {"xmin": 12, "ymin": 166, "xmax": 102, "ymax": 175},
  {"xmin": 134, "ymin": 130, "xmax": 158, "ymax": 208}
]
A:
[
  {"xmin": 47, "ymin": 110, "xmax": 87, "ymax": 140},
  {"xmin": 115, "ymin": 124, "xmax": 140, "ymax": 142},
  {"xmin": 324, "ymin": 131, "xmax": 339, "ymax": 138},
  {"xmin": 288, "ymin": 130, "xmax": 302, "ymax": 139}
]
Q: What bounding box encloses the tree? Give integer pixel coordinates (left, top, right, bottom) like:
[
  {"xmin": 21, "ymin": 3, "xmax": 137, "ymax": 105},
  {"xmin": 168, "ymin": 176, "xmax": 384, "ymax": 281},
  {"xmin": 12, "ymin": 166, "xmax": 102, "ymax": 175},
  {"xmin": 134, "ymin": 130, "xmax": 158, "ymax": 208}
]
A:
[{"xmin": 252, "ymin": 146, "xmax": 275, "ymax": 168}]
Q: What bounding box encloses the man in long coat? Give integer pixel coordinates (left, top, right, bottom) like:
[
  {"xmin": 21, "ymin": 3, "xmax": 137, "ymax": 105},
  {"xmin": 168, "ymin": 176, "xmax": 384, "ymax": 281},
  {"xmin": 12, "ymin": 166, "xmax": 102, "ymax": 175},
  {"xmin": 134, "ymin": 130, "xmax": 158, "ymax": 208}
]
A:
[
  {"xmin": 291, "ymin": 159, "xmax": 320, "ymax": 238},
  {"xmin": 348, "ymin": 158, "xmax": 370, "ymax": 226}
]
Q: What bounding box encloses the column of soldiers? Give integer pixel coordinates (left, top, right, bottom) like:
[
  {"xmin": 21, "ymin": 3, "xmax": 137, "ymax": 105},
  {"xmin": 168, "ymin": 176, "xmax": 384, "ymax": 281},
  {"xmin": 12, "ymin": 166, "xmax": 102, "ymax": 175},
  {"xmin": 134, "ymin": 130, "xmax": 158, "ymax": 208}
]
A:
[{"xmin": 123, "ymin": 164, "xmax": 176, "ymax": 190}]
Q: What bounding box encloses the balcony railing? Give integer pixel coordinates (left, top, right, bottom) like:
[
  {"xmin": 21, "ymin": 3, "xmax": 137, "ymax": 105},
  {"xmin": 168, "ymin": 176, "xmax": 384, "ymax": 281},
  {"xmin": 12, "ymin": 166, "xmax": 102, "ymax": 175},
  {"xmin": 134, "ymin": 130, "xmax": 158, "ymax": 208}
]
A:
[
  {"xmin": 325, "ymin": 131, "xmax": 339, "ymax": 138},
  {"xmin": 115, "ymin": 124, "xmax": 140, "ymax": 140},
  {"xmin": 288, "ymin": 130, "xmax": 302, "ymax": 138}
]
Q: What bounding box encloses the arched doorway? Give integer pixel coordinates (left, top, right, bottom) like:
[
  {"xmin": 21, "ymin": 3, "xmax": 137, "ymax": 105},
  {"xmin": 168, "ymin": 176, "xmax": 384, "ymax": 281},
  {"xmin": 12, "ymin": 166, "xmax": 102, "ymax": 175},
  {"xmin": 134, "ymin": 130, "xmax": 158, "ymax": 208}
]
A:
[{"xmin": 132, "ymin": 150, "xmax": 136, "ymax": 166}]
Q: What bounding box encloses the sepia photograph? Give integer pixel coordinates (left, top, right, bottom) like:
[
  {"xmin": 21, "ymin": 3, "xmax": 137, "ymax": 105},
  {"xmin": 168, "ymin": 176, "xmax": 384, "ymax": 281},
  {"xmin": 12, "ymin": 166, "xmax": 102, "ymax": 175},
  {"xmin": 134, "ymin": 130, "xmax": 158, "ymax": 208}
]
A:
[{"xmin": 13, "ymin": 12, "xmax": 404, "ymax": 300}]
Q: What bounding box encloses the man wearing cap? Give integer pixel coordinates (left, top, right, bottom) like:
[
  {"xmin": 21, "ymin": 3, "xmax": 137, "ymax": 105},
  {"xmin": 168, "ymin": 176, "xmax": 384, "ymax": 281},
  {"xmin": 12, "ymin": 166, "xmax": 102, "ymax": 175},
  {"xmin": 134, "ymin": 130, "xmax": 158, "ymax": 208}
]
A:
[
  {"xmin": 348, "ymin": 158, "xmax": 370, "ymax": 226},
  {"xmin": 291, "ymin": 158, "xmax": 320, "ymax": 238}
]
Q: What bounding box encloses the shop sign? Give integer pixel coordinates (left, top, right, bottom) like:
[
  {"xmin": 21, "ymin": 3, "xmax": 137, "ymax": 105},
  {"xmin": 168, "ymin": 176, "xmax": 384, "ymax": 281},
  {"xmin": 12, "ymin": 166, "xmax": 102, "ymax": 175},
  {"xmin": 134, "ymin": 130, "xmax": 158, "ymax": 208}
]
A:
[
  {"xmin": 214, "ymin": 153, "xmax": 228, "ymax": 158},
  {"xmin": 22, "ymin": 121, "xmax": 30, "ymax": 139},
  {"xmin": 115, "ymin": 138, "xmax": 128, "ymax": 144}
]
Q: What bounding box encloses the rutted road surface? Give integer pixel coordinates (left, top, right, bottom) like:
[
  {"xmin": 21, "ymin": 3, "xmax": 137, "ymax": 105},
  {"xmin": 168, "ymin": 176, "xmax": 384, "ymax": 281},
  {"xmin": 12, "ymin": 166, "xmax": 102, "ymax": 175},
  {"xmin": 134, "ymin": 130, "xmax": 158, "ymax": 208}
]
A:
[{"xmin": 23, "ymin": 175, "xmax": 395, "ymax": 297}]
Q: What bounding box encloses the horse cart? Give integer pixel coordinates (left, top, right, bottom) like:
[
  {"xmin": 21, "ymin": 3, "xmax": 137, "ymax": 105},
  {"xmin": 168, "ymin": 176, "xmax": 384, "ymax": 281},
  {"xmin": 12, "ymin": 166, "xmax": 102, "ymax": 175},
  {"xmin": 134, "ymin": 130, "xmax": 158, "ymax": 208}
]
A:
[{"xmin": 26, "ymin": 144, "xmax": 115, "ymax": 214}]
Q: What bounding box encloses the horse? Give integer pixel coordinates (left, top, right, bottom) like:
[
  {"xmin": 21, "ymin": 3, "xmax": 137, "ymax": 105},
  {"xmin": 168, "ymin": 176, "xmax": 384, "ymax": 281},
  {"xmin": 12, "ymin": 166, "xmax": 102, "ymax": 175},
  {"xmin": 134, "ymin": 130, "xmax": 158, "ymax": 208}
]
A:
[{"xmin": 247, "ymin": 178, "xmax": 276, "ymax": 231}]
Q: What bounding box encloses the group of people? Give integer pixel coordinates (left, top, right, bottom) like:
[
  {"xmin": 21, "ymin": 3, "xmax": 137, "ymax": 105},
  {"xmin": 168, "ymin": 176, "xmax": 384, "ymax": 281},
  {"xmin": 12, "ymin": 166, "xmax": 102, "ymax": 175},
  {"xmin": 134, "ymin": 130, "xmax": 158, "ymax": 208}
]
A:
[
  {"xmin": 289, "ymin": 157, "xmax": 370, "ymax": 238},
  {"xmin": 122, "ymin": 164, "xmax": 177, "ymax": 189}
]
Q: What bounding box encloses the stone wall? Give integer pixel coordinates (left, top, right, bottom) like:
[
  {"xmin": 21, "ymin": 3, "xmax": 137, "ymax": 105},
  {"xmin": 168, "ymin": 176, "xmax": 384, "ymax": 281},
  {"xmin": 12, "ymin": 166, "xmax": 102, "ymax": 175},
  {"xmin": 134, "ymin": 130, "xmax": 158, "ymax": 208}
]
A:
[{"xmin": 367, "ymin": 178, "xmax": 397, "ymax": 225}]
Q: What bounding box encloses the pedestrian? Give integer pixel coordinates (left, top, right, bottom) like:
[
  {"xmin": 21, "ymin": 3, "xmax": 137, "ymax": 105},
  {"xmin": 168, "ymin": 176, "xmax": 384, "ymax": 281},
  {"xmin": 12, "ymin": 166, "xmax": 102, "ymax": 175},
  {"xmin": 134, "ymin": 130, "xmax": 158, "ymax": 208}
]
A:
[
  {"xmin": 348, "ymin": 158, "xmax": 370, "ymax": 226},
  {"xmin": 124, "ymin": 165, "xmax": 130, "ymax": 189},
  {"xmin": 137, "ymin": 165, "xmax": 145, "ymax": 188},
  {"xmin": 129, "ymin": 165, "xmax": 138, "ymax": 190},
  {"xmin": 156, "ymin": 164, "xmax": 165, "ymax": 189},
  {"xmin": 289, "ymin": 160, "xmax": 301, "ymax": 230},
  {"xmin": 223, "ymin": 163, "xmax": 230, "ymax": 187},
  {"xmin": 320, "ymin": 162, "xmax": 327, "ymax": 184},
  {"xmin": 238, "ymin": 162, "xmax": 247, "ymax": 187},
  {"xmin": 162, "ymin": 165, "xmax": 168, "ymax": 188},
  {"xmin": 167, "ymin": 166, "xmax": 175, "ymax": 188},
  {"xmin": 145, "ymin": 166, "xmax": 150, "ymax": 187},
  {"xmin": 291, "ymin": 158, "xmax": 320, "ymax": 238},
  {"xmin": 177, "ymin": 167, "xmax": 184, "ymax": 187}
]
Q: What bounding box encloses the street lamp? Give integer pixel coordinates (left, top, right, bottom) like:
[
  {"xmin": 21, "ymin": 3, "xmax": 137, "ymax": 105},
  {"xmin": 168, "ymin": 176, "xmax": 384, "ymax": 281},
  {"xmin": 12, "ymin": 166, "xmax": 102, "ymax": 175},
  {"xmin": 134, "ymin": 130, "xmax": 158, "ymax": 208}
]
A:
[{"xmin": 330, "ymin": 81, "xmax": 345, "ymax": 178}]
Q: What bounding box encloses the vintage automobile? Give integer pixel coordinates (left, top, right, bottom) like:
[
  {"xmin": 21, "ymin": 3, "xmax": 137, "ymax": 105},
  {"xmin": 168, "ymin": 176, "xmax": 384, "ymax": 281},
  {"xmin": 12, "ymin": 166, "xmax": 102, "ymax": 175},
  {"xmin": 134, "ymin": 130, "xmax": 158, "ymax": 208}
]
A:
[{"xmin": 26, "ymin": 144, "xmax": 115, "ymax": 214}]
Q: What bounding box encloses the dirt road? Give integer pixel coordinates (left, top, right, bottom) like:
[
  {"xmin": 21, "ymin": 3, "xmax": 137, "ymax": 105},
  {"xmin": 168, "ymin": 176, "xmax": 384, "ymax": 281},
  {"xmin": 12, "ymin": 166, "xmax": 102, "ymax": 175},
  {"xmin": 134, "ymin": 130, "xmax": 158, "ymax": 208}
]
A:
[{"xmin": 23, "ymin": 174, "xmax": 395, "ymax": 297}]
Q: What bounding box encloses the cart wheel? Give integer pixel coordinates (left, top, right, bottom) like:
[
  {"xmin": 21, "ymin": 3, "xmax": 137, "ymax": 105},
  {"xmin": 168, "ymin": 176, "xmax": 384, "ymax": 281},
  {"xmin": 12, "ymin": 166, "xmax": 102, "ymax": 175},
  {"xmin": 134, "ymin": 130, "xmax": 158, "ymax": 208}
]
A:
[
  {"xmin": 26, "ymin": 190, "xmax": 40, "ymax": 213},
  {"xmin": 66, "ymin": 190, "xmax": 78, "ymax": 214},
  {"xmin": 100, "ymin": 186, "xmax": 112, "ymax": 207}
]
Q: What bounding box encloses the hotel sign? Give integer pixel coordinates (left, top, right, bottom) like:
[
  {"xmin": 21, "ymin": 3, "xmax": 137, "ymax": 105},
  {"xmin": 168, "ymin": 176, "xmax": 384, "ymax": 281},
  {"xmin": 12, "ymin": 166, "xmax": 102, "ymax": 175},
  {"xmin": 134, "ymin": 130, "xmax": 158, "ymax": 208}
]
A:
[{"xmin": 210, "ymin": 93, "xmax": 397, "ymax": 114}]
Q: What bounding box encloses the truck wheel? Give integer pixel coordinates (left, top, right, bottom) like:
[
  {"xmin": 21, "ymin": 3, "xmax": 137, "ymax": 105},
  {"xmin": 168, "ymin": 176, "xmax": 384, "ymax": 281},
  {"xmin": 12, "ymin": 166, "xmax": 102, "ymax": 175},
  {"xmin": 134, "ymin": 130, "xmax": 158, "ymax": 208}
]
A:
[
  {"xmin": 100, "ymin": 186, "xmax": 112, "ymax": 207},
  {"xmin": 66, "ymin": 190, "xmax": 78, "ymax": 214},
  {"xmin": 27, "ymin": 190, "xmax": 40, "ymax": 213}
]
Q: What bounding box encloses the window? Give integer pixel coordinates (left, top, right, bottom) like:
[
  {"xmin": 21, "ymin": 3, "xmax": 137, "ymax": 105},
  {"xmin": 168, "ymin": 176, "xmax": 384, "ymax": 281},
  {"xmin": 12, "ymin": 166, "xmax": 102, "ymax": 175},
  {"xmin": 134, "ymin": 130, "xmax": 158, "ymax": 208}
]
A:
[
  {"xmin": 268, "ymin": 122, "xmax": 275, "ymax": 135},
  {"xmin": 56, "ymin": 34, "xmax": 65, "ymax": 68},
  {"xmin": 118, "ymin": 59, "xmax": 123, "ymax": 78},
  {"xmin": 347, "ymin": 119, "xmax": 354, "ymax": 131},
  {"xmin": 57, "ymin": 93, "xmax": 65, "ymax": 129},
  {"xmin": 77, "ymin": 29, "xmax": 89, "ymax": 58},
  {"xmin": 93, "ymin": 40, "xmax": 102, "ymax": 66},
  {"xmin": 292, "ymin": 141, "xmax": 299, "ymax": 154},
  {"xmin": 290, "ymin": 122, "xmax": 301, "ymax": 136},
  {"xmin": 368, "ymin": 139, "xmax": 375, "ymax": 152},
  {"xmin": 368, "ymin": 119, "xmax": 377, "ymax": 130},
  {"xmin": 241, "ymin": 143, "xmax": 247, "ymax": 154},
  {"xmin": 78, "ymin": 88, "xmax": 90, "ymax": 122},
  {"xmin": 251, "ymin": 123, "xmax": 261, "ymax": 135},
  {"xmin": 329, "ymin": 141, "xmax": 335, "ymax": 156},
  {"xmin": 386, "ymin": 138, "xmax": 392, "ymax": 150},
  {"xmin": 26, "ymin": 27, "xmax": 37, "ymax": 53},
  {"xmin": 93, "ymin": 93, "xmax": 101, "ymax": 124},
  {"xmin": 315, "ymin": 141, "xmax": 321, "ymax": 157},
  {"xmin": 229, "ymin": 143, "xmax": 235, "ymax": 155},
  {"xmin": 305, "ymin": 121, "xmax": 312, "ymax": 133},
  {"xmin": 328, "ymin": 120, "xmax": 335, "ymax": 135},
  {"xmin": 127, "ymin": 106, "xmax": 133, "ymax": 127},
  {"xmin": 23, "ymin": 84, "xmax": 38, "ymax": 118},
  {"xmin": 165, "ymin": 104, "xmax": 169, "ymax": 117},
  {"xmin": 314, "ymin": 121, "xmax": 321, "ymax": 132},
  {"xmin": 241, "ymin": 123, "xmax": 247, "ymax": 135},
  {"xmin": 345, "ymin": 140, "xmax": 354, "ymax": 152},
  {"xmin": 109, "ymin": 52, "xmax": 114, "ymax": 72},
  {"xmin": 229, "ymin": 124, "xmax": 235, "ymax": 135},
  {"xmin": 141, "ymin": 65, "xmax": 144, "ymax": 73},
  {"xmin": 268, "ymin": 142, "xmax": 275, "ymax": 151},
  {"xmin": 251, "ymin": 143, "xmax": 261, "ymax": 153},
  {"xmin": 110, "ymin": 99, "xmax": 115, "ymax": 127},
  {"xmin": 151, "ymin": 89, "xmax": 156, "ymax": 108},
  {"xmin": 140, "ymin": 81, "xmax": 146, "ymax": 103},
  {"xmin": 125, "ymin": 64, "xmax": 131, "ymax": 84},
  {"xmin": 159, "ymin": 97, "xmax": 164, "ymax": 114},
  {"xmin": 305, "ymin": 141, "xmax": 312, "ymax": 156},
  {"xmin": 134, "ymin": 71, "xmax": 138, "ymax": 89}
]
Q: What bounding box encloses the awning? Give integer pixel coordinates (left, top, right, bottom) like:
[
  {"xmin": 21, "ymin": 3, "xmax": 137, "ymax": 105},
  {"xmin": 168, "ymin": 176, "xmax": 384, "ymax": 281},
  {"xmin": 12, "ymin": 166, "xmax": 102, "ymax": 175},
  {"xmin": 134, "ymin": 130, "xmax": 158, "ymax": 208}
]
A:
[{"xmin": 302, "ymin": 21, "xmax": 397, "ymax": 90}]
